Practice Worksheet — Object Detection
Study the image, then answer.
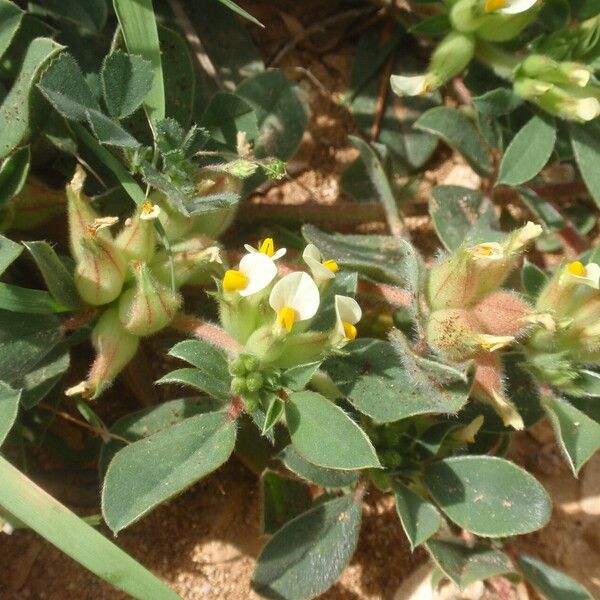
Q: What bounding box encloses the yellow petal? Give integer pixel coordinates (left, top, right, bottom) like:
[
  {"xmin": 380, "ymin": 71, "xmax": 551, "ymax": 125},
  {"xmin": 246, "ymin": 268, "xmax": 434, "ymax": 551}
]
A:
[
  {"xmin": 322, "ymin": 259, "xmax": 339, "ymax": 273},
  {"xmin": 278, "ymin": 306, "xmax": 296, "ymax": 332},
  {"xmin": 485, "ymin": 0, "xmax": 507, "ymax": 12},
  {"xmin": 568, "ymin": 261, "xmax": 586, "ymax": 276},
  {"xmin": 259, "ymin": 238, "xmax": 275, "ymax": 257},
  {"xmin": 343, "ymin": 321, "xmax": 357, "ymax": 340},
  {"xmin": 223, "ymin": 269, "xmax": 249, "ymax": 292},
  {"xmin": 142, "ymin": 201, "xmax": 155, "ymax": 214}
]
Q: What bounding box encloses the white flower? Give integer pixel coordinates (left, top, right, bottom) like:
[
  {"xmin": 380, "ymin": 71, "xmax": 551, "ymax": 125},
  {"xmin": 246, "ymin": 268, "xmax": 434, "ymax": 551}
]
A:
[
  {"xmin": 563, "ymin": 261, "xmax": 600, "ymax": 289},
  {"xmin": 244, "ymin": 237, "xmax": 286, "ymax": 260},
  {"xmin": 333, "ymin": 295, "xmax": 362, "ymax": 344},
  {"xmin": 569, "ymin": 97, "xmax": 600, "ymax": 122},
  {"xmin": 514, "ymin": 221, "xmax": 543, "ymax": 247},
  {"xmin": 477, "ymin": 334, "xmax": 515, "ymax": 352},
  {"xmin": 467, "ymin": 242, "xmax": 504, "ymax": 261},
  {"xmin": 453, "ymin": 415, "xmax": 484, "ymax": 443},
  {"xmin": 303, "ymin": 244, "xmax": 339, "ymax": 285},
  {"xmin": 390, "ymin": 74, "xmax": 431, "ymax": 97},
  {"xmin": 492, "ymin": 390, "xmax": 524, "ymax": 430},
  {"xmin": 140, "ymin": 201, "xmax": 161, "ymax": 221},
  {"xmin": 269, "ymin": 272, "xmax": 320, "ymax": 332},
  {"xmin": 222, "ymin": 252, "xmax": 277, "ymax": 296},
  {"xmin": 484, "ymin": 0, "xmax": 537, "ymax": 14}
]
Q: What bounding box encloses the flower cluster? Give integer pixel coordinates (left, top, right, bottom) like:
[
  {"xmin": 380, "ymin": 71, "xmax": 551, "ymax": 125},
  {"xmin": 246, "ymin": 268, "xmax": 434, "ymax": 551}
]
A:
[
  {"xmin": 66, "ymin": 167, "xmax": 224, "ymax": 398},
  {"xmin": 217, "ymin": 238, "xmax": 361, "ymax": 413},
  {"xmin": 425, "ymin": 222, "xmax": 544, "ymax": 429},
  {"xmin": 526, "ymin": 258, "xmax": 600, "ymax": 388}
]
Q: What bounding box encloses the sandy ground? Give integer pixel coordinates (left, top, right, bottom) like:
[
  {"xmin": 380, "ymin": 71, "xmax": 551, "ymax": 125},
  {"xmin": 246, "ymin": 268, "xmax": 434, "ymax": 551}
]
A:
[{"xmin": 1, "ymin": 2, "xmax": 599, "ymax": 599}]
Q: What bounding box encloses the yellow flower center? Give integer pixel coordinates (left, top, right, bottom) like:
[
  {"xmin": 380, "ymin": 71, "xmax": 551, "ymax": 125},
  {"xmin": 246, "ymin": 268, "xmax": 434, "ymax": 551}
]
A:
[
  {"xmin": 223, "ymin": 269, "xmax": 249, "ymax": 292},
  {"xmin": 322, "ymin": 259, "xmax": 339, "ymax": 273},
  {"xmin": 343, "ymin": 321, "xmax": 357, "ymax": 340},
  {"xmin": 142, "ymin": 201, "xmax": 155, "ymax": 214},
  {"xmin": 471, "ymin": 245, "xmax": 493, "ymax": 256},
  {"xmin": 484, "ymin": 0, "xmax": 507, "ymax": 12},
  {"xmin": 259, "ymin": 238, "xmax": 275, "ymax": 257},
  {"xmin": 278, "ymin": 306, "xmax": 296, "ymax": 332},
  {"xmin": 568, "ymin": 261, "xmax": 586, "ymax": 277}
]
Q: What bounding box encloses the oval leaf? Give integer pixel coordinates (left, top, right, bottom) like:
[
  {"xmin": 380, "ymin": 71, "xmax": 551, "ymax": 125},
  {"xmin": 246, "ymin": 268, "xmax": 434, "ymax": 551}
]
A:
[
  {"xmin": 252, "ymin": 494, "xmax": 361, "ymax": 600},
  {"xmin": 425, "ymin": 456, "xmax": 551, "ymax": 537},
  {"xmin": 285, "ymin": 390, "xmax": 380, "ymax": 470},
  {"xmin": 393, "ymin": 481, "xmax": 441, "ymax": 550},
  {"xmin": 102, "ymin": 411, "xmax": 236, "ymax": 532}
]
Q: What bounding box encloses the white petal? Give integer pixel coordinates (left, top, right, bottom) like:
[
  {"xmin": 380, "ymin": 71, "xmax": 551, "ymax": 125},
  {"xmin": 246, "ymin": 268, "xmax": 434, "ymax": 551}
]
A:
[
  {"xmin": 501, "ymin": 0, "xmax": 537, "ymax": 14},
  {"xmin": 574, "ymin": 97, "xmax": 600, "ymax": 122},
  {"xmin": 269, "ymin": 272, "xmax": 320, "ymax": 321},
  {"xmin": 244, "ymin": 244, "xmax": 258, "ymax": 254},
  {"xmin": 334, "ymin": 295, "xmax": 362, "ymax": 342},
  {"xmin": 271, "ymin": 248, "xmax": 287, "ymax": 260},
  {"xmin": 238, "ymin": 252, "xmax": 277, "ymax": 296},
  {"xmin": 303, "ymin": 244, "xmax": 336, "ymax": 285},
  {"xmin": 390, "ymin": 74, "xmax": 430, "ymax": 97}
]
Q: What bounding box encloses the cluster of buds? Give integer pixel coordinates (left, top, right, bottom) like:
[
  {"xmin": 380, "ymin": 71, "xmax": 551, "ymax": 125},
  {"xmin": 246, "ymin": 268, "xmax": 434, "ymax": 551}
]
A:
[
  {"xmin": 66, "ymin": 166, "xmax": 224, "ymax": 398},
  {"xmin": 425, "ymin": 222, "xmax": 544, "ymax": 429},
  {"xmin": 391, "ymin": 0, "xmax": 539, "ymax": 98},
  {"xmin": 514, "ymin": 55, "xmax": 600, "ymax": 122},
  {"xmin": 526, "ymin": 259, "xmax": 600, "ymax": 388},
  {"xmin": 217, "ymin": 238, "xmax": 362, "ymax": 413}
]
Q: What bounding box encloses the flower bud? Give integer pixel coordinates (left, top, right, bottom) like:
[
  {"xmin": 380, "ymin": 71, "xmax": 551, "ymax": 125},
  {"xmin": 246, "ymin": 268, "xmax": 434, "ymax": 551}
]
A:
[
  {"xmin": 221, "ymin": 159, "xmax": 258, "ymax": 179},
  {"xmin": 519, "ymin": 55, "xmax": 593, "ymax": 88},
  {"xmin": 471, "ymin": 291, "xmax": 531, "ymax": 336},
  {"xmin": 118, "ymin": 262, "xmax": 182, "ymax": 337},
  {"xmin": 229, "ymin": 357, "xmax": 247, "ymax": 376},
  {"xmin": 66, "ymin": 308, "xmax": 140, "ymax": 398},
  {"xmin": 427, "ymin": 308, "xmax": 481, "ymax": 360},
  {"xmin": 245, "ymin": 371, "xmax": 264, "ymax": 393},
  {"xmin": 230, "ymin": 376, "xmax": 247, "ymax": 396},
  {"xmin": 9, "ymin": 177, "xmax": 66, "ymax": 231},
  {"xmin": 115, "ymin": 201, "xmax": 159, "ymax": 262},
  {"xmin": 74, "ymin": 230, "xmax": 127, "ymax": 306}
]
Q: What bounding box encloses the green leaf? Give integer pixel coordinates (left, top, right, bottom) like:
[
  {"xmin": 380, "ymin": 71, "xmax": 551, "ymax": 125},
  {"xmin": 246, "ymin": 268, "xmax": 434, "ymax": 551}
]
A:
[
  {"xmin": 325, "ymin": 337, "xmax": 472, "ymax": 422},
  {"xmin": 199, "ymin": 91, "xmax": 258, "ymax": 151},
  {"xmin": 0, "ymin": 37, "xmax": 63, "ymax": 159},
  {"xmin": 162, "ymin": 339, "xmax": 231, "ymax": 402},
  {"xmin": 429, "ymin": 185, "xmax": 500, "ymax": 251},
  {"xmin": 522, "ymin": 259, "xmax": 548, "ymax": 299},
  {"xmin": 0, "ymin": 381, "xmax": 20, "ymax": 445},
  {"xmin": 216, "ymin": 0, "xmax": 264, "ymax": 27},
  {"xmin": 571, "ymin": 121, "xmax": 600, "ymax": 207},
  {"xmin": 98, "ymin": 396, "xmax": 223, "ymax": 477},
  {"xmin": 0, "ymin": 0, "xmax": 24, "ymax": 60},
  {"xmin": 261, "ymin": 470, "xmax": 312, "ymax": 535},
  {"xmin": 0, "ymin": 282, "xmax": 67, "ymax": 314},
  {"xmin": 101, "ymin": 50, "xmax": 154, "ymax": 119},
  {"xmin": 425, "ymin": 456, "xmax": 551, "ymax": 537},
  {"xmin": 539, "ymin": 0, "xmax": 570, "ymax": 30},
  {"xmin": 414, "ymin": 107, "xmax": 492, "ymax": 177},
  {"xmin": 113, "ymin": 0, "xmax": 165, "ymax": 122},
  {"xmin": 518, "ymin": 187, "xmax": 565, "ymax": 231},
  {"xmin": 498, "ymin": 115, "xmax": 556, "ymax": 185},
  {"xmin": 409, "ymin": 14, "xmax": 451, "ymax": 36},
  {"xmin": 349, "ymin": 135, "xmax": 403, "ymax": 236},
  {"xmin": 252, "ymin": 494, "xmax": 361, "ymax": 600},
  {"xmin": 282, "ymin": 362, "xmax": 322, "ymax": 391},
  {"xmin": 285, "ymin": 390, "xmax": 380, "ymax": 470},
  {"xmin": 0, "ymin": 310, "xmax": 62, "ymax": 387},
  {"xmin": 0, "ymin": 145, "xmax": 30, "ymax": 209},
  {"xmin": 262, "ymin": 396, "xmax": 285, "ymax": 435},
  {"xmin": 0, "ymin": 233, "xmax": 22, "ymax": 275},
  {"xmin": 303, "ymin": 224, "xmax": 419, "ymax": 289},
  {"xmin": 472, "ymin": 88, "xmax": 522, "ymax": 116},
  {"xmin": 426, "ymin": 538, "xmax": 515, "ymax": 588},
  {"xmin": 19, "ymin": 343, "xmax": 69, "ymax": 409},
  {"xmin": 563, "ymin": 369, "xmax": 600, "ymax": 399},
  {"xmin": 102, "ymin": 411, "xmax": 236, "ymax": 533},
  {"xmin": 0, "ymin": 456, "xmax": 180, "ymax": 600},
  {"xmin": 236, "ymin": 70, "xmax": 307, "ymax": 160},
  {"xmin": 29, "ymin": 0, "xmax": 107, "ymax": 33},
  {"xmin": 542, "ymin": 395, "xmax": 600, "ymax": 476},
  {"xmin": 278, "ymin": 445, "xmax": 359, "ymax": 489},
  {"xmin": 393, "ymin": 481, "xmax": 441, "ymax": 550},
  {"xmin": 86, "ymin": 108, "xmax": 140, "ymax": 147},
  {"xmin": 24, "ymin": 241, "xmax": 81, "ymax": 310},
  {"xmin": 517, "ymin": 554, "xmax": 593, "ymax": 600}
]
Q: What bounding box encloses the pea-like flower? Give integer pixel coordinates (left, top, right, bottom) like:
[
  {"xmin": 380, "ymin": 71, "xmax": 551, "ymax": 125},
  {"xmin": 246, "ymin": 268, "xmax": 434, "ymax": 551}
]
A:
[
  {"xmin": 244, "ymin": 237, "xmax": 286, "ymax": 260},
  {"xmin": 477, "ymin": 334, "xmax": 515, "ymax": 352},
  {"xmin": 562, "ymin": 261, "xmax": 600, "ymax": 289},
  {"xmin": 269, "ymin": 272, "xmax": 320, "ymax": 333},
  {"xmin": 467, "ymin": 242, "xmax": 505, "ymax": 261},
  {"xmin": 484, "ymin": 0, "xmax": 537, "ymax": 14},
  {"xmin": 303, "ymin": 244, "xmax": 339, "ymax": 285},
  {"xmin": 222, "ymin": 252, "xmax": 278, "ymax": 296},
  {"xmin": 333, "ymin": 295, "xmax": 362, "ymax": 344}
]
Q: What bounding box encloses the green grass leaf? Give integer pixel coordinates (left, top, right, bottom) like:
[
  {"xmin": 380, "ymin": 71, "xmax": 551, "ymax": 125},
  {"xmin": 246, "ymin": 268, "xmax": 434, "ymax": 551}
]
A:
[
  {"xmin": 216, "ymin": 0, "xmax": 264, "ymax": 27},
  {"xmin": 285, "ymin": 390, "xmax": 380, "ymax": 470},
  {"xmin": 102, "ymin": 411, "xmax": 236, "ymax": 532},
  {"xmin": 0, "ymin": 456, "xmax": 180, "ymax": 599}
]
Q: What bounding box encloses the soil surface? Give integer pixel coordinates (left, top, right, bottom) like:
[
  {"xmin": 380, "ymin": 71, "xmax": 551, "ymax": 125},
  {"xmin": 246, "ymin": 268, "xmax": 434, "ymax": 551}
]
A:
[{"xmin": 1, "ymin": 2, "xmax": 599, "ymax": 599}]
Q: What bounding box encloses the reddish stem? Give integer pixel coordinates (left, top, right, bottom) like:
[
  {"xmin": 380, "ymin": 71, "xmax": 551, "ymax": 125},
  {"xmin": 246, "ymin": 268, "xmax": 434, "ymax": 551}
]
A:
[{"xmin": 171, "ymin": 313, "xmax": 242, "ymax": 355}]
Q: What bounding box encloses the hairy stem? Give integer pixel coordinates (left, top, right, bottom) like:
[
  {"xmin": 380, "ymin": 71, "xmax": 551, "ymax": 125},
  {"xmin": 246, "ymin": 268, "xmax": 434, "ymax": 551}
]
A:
[{"xmin": 171, "ymin": 313, "xmax": 242, "ymax": 355}]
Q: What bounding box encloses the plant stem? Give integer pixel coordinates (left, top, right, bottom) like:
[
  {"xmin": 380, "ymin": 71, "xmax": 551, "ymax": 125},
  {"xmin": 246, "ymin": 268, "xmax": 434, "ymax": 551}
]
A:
[
  {"xmin": 474, "ymin": 41, "xmax": 520, "ymax": 81},
  {"xmin": 171, "ymin": 313, "xmax": 243, "ymax": 355}
]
